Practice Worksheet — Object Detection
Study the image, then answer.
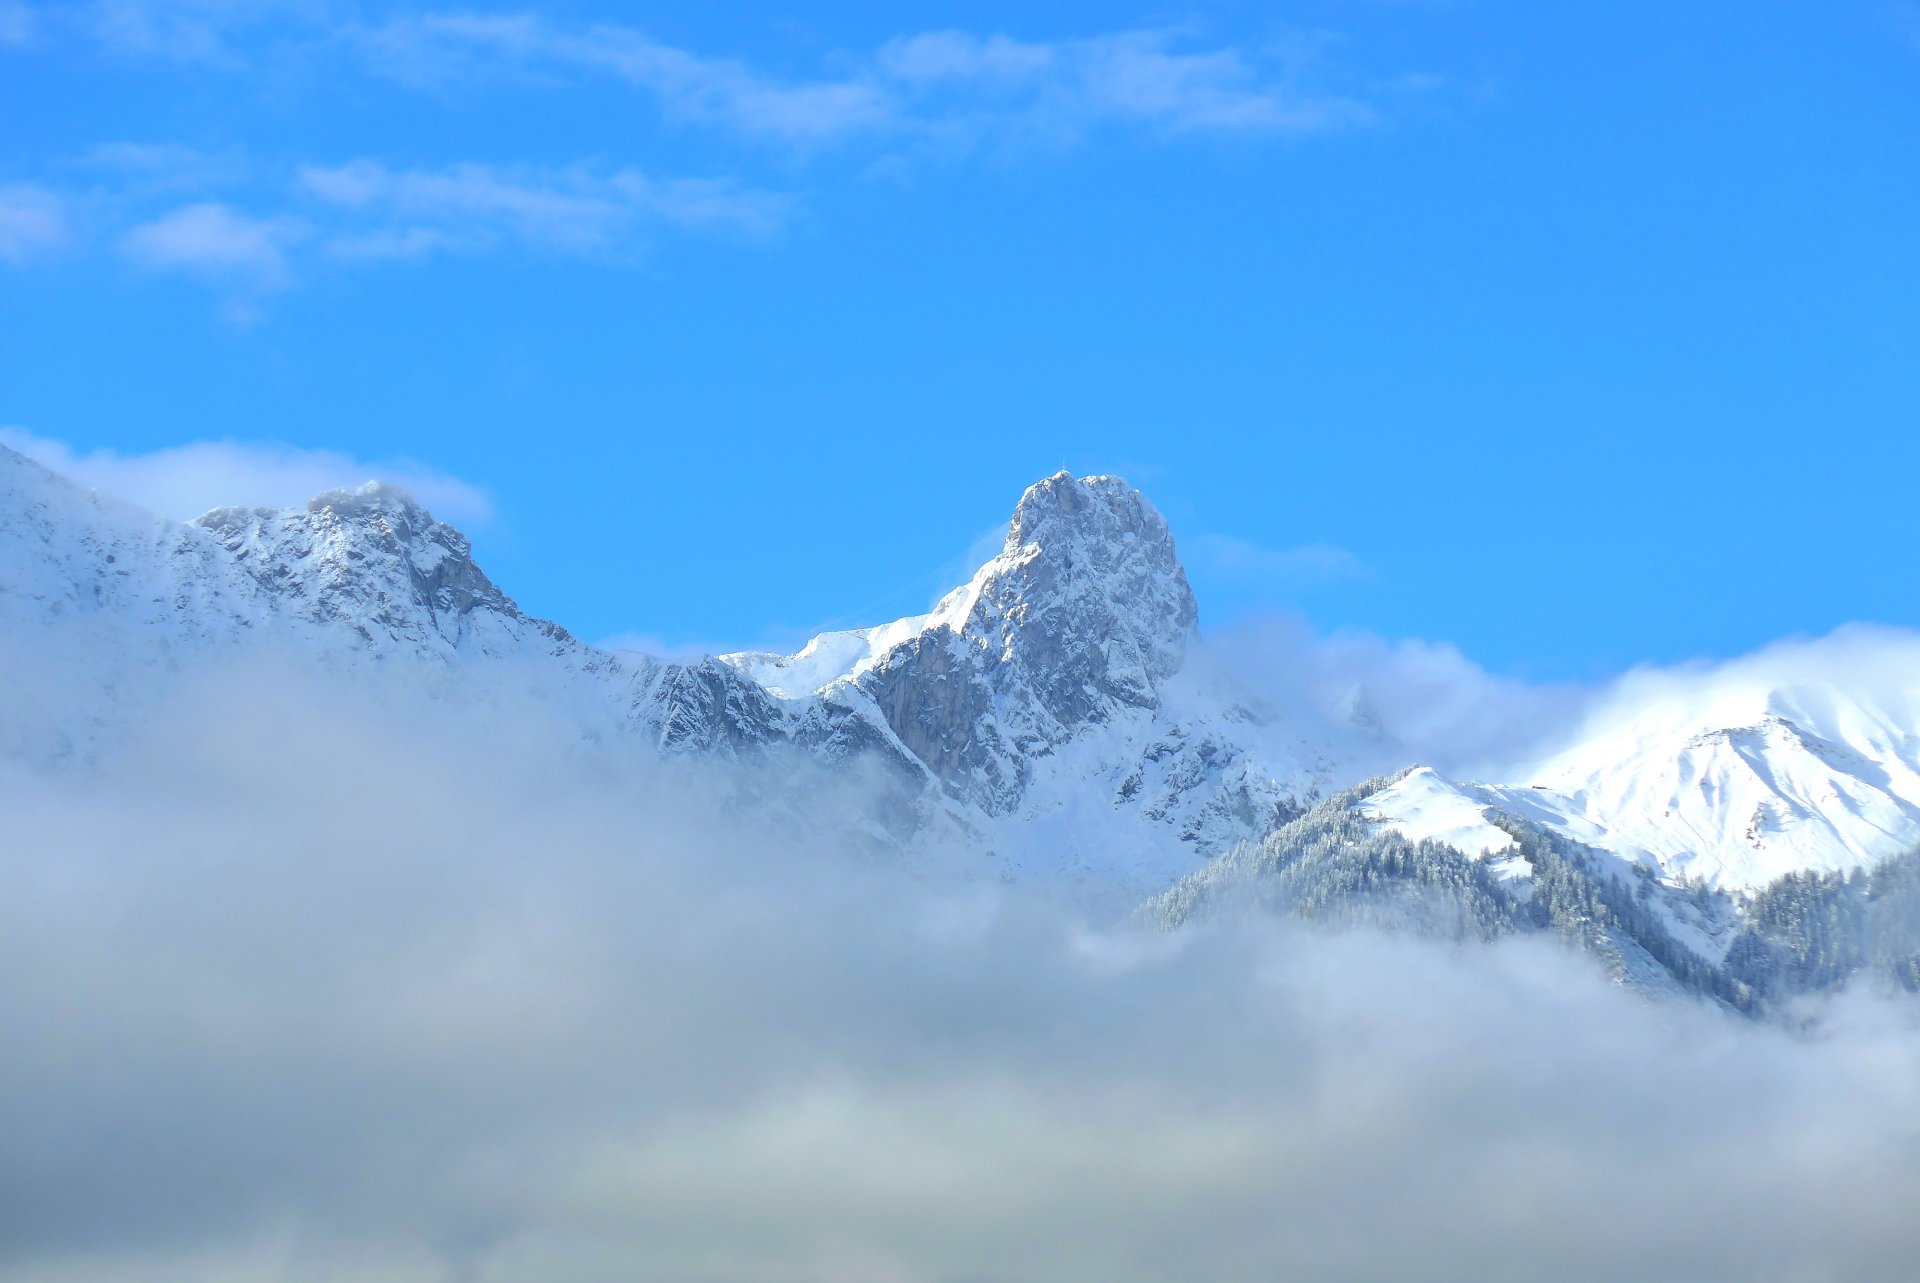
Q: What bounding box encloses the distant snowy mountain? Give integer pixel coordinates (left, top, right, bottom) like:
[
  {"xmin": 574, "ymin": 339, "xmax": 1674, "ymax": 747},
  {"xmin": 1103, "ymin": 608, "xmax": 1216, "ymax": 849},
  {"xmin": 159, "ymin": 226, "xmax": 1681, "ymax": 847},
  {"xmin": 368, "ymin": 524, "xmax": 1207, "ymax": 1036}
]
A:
[
  {"xmin": 1475, "ymin": 667, "xmax": 1920, "ymax": 892},
  {"xmin": 7, "ymin": 440, "xmax": 1920, "ymax": 961}
]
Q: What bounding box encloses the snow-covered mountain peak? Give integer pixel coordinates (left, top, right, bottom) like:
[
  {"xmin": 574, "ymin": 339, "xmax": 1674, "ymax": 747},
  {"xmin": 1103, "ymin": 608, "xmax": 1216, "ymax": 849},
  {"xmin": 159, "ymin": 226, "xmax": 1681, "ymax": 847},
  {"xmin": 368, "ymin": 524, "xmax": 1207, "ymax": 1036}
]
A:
[
  {"xmin": 727, "ymin": 471, "xmax": 1198, "ymax": 706},
  {"xmin": 714, "ymin": 472, "xmax": 1292, "ymax": 848},
  {"xmin": 1004, "ymin": 470, "xmax": 1176, "ymax": 557},
  {"xmin": 917, "ymin": 471, "xmax": 1196, "ymax": 695},
  {"xmin": 306, "ymin": 479, "xmax": 436, "ymax": 524},
  {"xmin": 1464, "ymin": 649, "xmax": 1920, "ymax": 891},
  {"xmin": 197, "ymin": 480, "xmax": 450, "ymax": 555},
  {"xmin": 190, "ymin": 480, "xmax": 570, "ymax": 661}
]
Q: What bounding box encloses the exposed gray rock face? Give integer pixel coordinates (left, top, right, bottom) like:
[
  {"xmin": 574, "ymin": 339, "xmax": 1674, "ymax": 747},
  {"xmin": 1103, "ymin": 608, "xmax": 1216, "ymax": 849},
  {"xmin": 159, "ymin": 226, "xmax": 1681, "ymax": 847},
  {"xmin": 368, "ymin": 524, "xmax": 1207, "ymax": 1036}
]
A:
[
  {"xmin": 628, "ymin": 656, "xmax": 793, "ymax": 754},
  {"xmin": 858, "ymin": 472, "xmax": 1202, "ymax": 815},
  {"xmin": 947, "ymin": 470, "xmax": 1196, "ymax": 718}
]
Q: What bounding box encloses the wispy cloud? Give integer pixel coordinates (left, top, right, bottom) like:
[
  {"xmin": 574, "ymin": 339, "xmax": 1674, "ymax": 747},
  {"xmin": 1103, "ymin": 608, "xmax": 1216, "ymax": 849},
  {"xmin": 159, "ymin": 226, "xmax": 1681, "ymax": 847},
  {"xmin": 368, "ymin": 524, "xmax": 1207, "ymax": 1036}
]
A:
[
  {"xmin": 120, "ymin": 201, "xmax": 306, "ymax": 290},
  {"xmin": 1, "ymin": 153, "xmax": 788, "ymax": 312},
  {"xmin": 878, "ymin": 28, "xmax": 1374, "ymax": 136},
  {"xmin": 0, "ymin": 183, "xmax": 69, "ymax": 261},
  {"xmin": 352, "ymin": 14, "xmax": 1376, "ymax": 147},
  {"xmin": 4, "ymin": 11, "xmax": 1403, "ymax": 312},
  {"xmin": 298, "ymin": 160, "xmax": 792, "ymax": 260},
  {"xmin": 358, "ymin": 12, "xmax": 898, "ymax": 143},
  {"xmin": 46, "ymin": 4, "xmax": 1391, "ymax": 146},
  {"xmin": 0, "ymin": 425, "xmax": 494, "ymax": 524}
]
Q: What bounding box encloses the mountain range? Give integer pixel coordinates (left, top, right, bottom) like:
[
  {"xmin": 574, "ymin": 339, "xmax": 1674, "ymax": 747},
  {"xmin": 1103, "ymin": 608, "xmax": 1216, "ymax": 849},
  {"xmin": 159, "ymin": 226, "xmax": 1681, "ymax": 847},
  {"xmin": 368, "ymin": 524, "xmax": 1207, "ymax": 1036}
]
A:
[{"xmin": 5, "ymin": 443, "xmax": 1917, "ymax": 1010}]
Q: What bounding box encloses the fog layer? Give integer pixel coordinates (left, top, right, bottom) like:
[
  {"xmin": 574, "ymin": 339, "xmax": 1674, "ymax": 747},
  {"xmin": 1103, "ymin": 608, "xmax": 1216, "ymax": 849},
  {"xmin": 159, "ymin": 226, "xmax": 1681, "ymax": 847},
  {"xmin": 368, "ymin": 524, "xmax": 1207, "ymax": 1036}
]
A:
[{"xmin": 4, "ymin": 659, "xmax": 1920, "ymax": 1283}]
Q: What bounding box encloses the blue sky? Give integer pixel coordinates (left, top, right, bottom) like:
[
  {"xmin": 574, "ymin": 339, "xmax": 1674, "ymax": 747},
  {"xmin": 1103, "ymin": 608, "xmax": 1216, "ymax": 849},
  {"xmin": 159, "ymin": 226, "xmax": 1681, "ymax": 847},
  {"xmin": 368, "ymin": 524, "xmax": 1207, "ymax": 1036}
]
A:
[{"xmin": 2, "ymin": 0, "xmax": 1916, "ymax": 678}]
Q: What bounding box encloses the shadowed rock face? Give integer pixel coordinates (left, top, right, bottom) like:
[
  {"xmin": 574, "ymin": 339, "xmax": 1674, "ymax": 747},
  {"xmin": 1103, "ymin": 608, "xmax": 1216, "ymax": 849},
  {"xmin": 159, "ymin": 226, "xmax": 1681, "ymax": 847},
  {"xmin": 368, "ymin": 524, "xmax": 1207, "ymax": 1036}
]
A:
[{"xmin": 859, "ymin": 472, "xmax": 1201, "ymax": 813}]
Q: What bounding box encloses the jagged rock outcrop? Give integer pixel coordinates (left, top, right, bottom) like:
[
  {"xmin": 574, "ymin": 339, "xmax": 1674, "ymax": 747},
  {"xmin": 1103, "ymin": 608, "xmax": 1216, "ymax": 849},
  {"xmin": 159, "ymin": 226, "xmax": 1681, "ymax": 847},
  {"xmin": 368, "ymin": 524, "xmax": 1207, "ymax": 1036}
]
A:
[
  {"xmin": 857, "ymin": 472, "xmax": 1199, "ymax": 811},
  {"xmin": 195, "ymin": 484, "xmax": 579, "ymax": 660}
]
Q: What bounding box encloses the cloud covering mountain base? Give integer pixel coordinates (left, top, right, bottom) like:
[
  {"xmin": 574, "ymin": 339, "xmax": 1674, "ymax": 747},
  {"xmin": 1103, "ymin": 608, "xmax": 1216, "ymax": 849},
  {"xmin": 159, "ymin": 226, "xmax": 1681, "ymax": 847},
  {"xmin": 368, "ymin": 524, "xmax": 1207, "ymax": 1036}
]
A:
[{"xmin": 6, "ymin": 661, "xmax": 1920, "ymax": 1283}]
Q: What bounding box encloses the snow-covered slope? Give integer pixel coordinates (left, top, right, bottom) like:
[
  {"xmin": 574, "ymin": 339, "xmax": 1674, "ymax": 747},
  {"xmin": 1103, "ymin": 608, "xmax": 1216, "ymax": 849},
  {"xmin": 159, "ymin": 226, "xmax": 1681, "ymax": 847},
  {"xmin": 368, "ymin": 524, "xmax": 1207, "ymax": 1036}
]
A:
[
  {"xmin": 1357, "ymin": 766, "xmax": 1532, "ymax": 882},
  {"xmin": 1471, "ymin": 663, "xmax": 1920, "ymax": 891}
]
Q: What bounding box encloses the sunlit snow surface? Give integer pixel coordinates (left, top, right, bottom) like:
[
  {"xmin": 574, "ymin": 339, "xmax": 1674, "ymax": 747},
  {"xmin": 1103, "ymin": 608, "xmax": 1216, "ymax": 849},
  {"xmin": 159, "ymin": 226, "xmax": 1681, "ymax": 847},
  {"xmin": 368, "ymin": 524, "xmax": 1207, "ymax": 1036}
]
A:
[
  {"xmin": 1470, "ymin": 654, "xmax": 1920, "ymax": 891},
  {"xmin": 1356, "ymin": 767, "xmax": 1531, "ymax": 882}
]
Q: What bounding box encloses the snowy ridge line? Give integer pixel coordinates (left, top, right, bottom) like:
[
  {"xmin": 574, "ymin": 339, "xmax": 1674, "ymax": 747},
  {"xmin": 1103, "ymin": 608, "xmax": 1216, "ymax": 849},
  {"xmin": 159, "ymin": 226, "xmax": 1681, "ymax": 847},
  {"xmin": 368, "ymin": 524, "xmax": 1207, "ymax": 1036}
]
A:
[{"xmin": 7, "ymin": 444, "xmax": 1920, "ymax": 898}]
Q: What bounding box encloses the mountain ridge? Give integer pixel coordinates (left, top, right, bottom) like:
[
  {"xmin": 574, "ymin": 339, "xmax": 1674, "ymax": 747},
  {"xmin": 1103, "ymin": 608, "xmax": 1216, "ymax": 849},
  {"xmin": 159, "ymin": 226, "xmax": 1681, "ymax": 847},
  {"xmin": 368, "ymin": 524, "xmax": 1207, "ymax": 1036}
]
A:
[{"xmin": 7, "ymin": 443, "xmax": 1919, "ymax": 909}]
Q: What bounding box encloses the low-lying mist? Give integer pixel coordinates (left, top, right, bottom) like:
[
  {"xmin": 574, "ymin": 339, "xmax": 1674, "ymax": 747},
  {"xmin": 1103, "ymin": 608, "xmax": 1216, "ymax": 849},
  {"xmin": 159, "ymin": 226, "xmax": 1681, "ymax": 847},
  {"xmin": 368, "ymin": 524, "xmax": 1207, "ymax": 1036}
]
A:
[{"xmin": 5, "ymin": 657, "xmax": 1920, "ymax": 1283}]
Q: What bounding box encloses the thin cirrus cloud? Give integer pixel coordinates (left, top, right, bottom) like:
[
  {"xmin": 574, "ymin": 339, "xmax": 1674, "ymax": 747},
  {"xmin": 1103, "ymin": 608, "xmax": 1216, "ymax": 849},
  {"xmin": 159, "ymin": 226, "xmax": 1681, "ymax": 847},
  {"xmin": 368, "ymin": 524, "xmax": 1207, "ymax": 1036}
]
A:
[
  {"xmin": 53, "ymin": 159, "xmax": 790, "ymax": 304},
  {"xmin": 298, "ymin": 160, "xmax": 794, "ymax": 260},
  {"xmin": 4, "ymin": 9, "xmax": 1401, "ymax": 307},
  {"xmin": 355, "ymin": 13, "xmax": 1377, "ymax": 144},
  {"xmin": 42, "ymin": 4, "xmax": 1380, "ymax": 144},
  {"xmin": 356, "ymin": 11, "xmax": 899, "ymax": 143}
]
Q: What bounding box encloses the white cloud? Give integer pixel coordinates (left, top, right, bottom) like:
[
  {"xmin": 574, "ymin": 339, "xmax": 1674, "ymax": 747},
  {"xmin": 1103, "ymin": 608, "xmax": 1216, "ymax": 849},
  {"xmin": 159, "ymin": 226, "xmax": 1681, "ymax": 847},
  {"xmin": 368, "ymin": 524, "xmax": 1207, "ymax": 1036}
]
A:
[
  {"xmin": 3, "ymin": 656, "xmax": 1920, "ymax": 1281},
  {"xmin": 1206, "ymin": 613, "xmax": 1594, "ymax": 780},
  {"xmin": 0, "ymin": 183, "xmax": 69, "ymax": 261},
  {"xmin": 298, "ymin": 160, "xmax": 791, "ymax": 259},
  {"xmin": 881, "ymin": 28, "xmax": 1373, "ymax": 135},
  {"xmin": 1207, "ymin": 614, "xmax": 1920, "ymax": 787},
  {"xmin": 356, "ymin": 14, "xmax": 1376, "ymax": 146},
  {"xmin": 1547, "ymin": 623, "xmax": 1920, "ymax": 763},
  {"xmin": 2, "ymin": 155, "xmax": 785, "ymax": 300},
  {"xmin": 359, "ymin": 12, "xmax": 897, "ymax": 143},
  {"xmin": 120, "ymin": 201, "xmax": 306, "ymax": 289},
  {"xmin": 0, "ymin": 426, "xmax": 494, "ymax": 524},
  {"xmin": 56, "ymin": 3, "xmax": 1384, "ymax": 145}
]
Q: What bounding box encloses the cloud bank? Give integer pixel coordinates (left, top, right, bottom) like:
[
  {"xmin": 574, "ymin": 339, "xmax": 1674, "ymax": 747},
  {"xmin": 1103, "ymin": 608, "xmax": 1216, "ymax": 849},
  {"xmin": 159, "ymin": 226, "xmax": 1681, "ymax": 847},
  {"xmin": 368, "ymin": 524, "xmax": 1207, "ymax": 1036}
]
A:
[{"xmin": 3, "ymin": 649, "xmax": 1920, "ymax": 1282}]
